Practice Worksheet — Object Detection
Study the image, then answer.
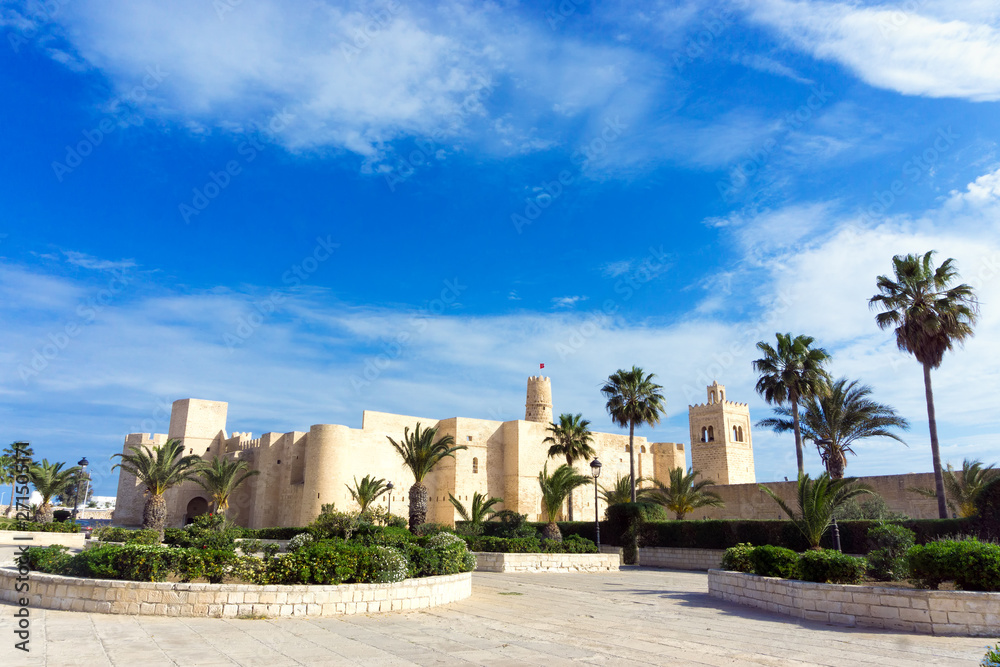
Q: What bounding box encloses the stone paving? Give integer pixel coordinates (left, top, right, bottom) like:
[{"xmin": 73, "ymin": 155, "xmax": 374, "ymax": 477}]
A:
[{"xmin": 0, "ymin": 567, "xmax": 991, "ymax": 666}]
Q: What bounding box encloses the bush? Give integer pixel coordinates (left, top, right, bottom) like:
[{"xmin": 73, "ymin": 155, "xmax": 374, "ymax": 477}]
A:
[
  {"xmin": 4, "ymin": 520, "xmax": 81, "ymax": 533},
  {"xmin": 310, "ymin": 508, "xmax": 362, "ymax": 541},
  {"xmin": 834, "ymin": 495, "xmax": 908, "ymax": 521},
  {"xmin": 263, "ymin": 540, "xmax": 358, "ymax": 585},
  {"xmin": 907, "ymin": 540, "xmax": 959, "ymax": 589},
  {"xmin": 406, "ymin": 534, "xmax": 476, "ymax": 577},
  {"xmin": 97, "ymin": 526, "xmax": 131, "ymax": 542},
  {"xmin": 720, "ymin": 543, "xmax": 755, "ymax": 573},
  {"xmin": 975, "ymin": 478, "xmax": 1000, "ymax": 542},
  {"xmin": 126, "ymin": 529, "xmax": 161, "ymax": 545},
  {"xmin": 53, "ymin": 509, "xmax": 72, "ymax": 522},
  {"xmin": 486, "ymin": 511, "xmax": 539, "ymax": 539},
  {"xmin": 287, "ymin": 532, "xmax": 314, "ymax": 552},
  {"xmin": 796, "ymin": 550, "xmax": 867, "ymax": 584},
  {"xmin": 866, "ymin": 523, "xmax": 915, "ymax": 581},
  {"xmin": 243, "ymin": 526, "xmax": 311, "ymax": 540},
  {"xmin": 356, "ymin": 546, "xmax": 408, "ymax": 583},
  {"xmin": 412, "ymin": 522, "xmax": 451, "ymax": 537},
  {"xmin": 20, "ymin": 545, "xmax": 73, "ymax": 574},
  {"xmin": 65, "ymin": 545, "xmax": 120, "ymax": 579},
  {"xmin": 354, "ymin": 525, "xmax": 415, "ymax": 549},
  {"xmin": 909, "ymin": 539, "xmax": 1000, "ymax": 592},
  {"xmin": 750, "ymin": 545, "xmax": 798, "ymax": 578},
  {"xmin": 174, "ymin": 548, "xmax": 236, "ymax": 583},
  {"xmin": 237, "ymin": 538, "xmax": 263, "ymax": 556},
  {"xmin": 464, "ymin": 535, "xmax": 541, "ymax": 553},
  {"xmin": 543, "ymin": 534, "xmax": 598, "ymax": 554}
]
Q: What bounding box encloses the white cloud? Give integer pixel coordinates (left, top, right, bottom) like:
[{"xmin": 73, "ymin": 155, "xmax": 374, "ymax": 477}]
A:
[
  {"xmin": 746, "ymin": 0, "xmax": 1000, "ymax": 101},
  {"xmin": 737, "ymin": 54, "xmax": 814, "ymax": 84},
  {"xmin": 62, "ymin": 251, "xmax": 136, "ymax": 271},
  {"xmin": 551, "ymin": 295, "xmax": 588, "ymax": 308}
]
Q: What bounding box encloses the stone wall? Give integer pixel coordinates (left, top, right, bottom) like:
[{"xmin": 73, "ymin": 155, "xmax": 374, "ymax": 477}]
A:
[
  {"xmin": 0, "ymin": 532, "xmax": 87, "ymax": 549},
  {"xmin": 474, "ymin": 552, "xmax": 620, "ymax": 573},
  {"xmin": 638, "ymin": 547, "xmax": 724, "ymax": 571},
  {"xmin": 708, "ymin": 570, "xmax": 1000, "ymax": 636},
  {"xmin": 0, "ymin": 568, "xmax": 471, "ymax": 618}
]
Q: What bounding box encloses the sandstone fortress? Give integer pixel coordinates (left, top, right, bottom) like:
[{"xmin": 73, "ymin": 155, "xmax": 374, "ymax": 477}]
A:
[{"xmin": 114, "ymin": 378, "xmax": 756, "ymax": 528}]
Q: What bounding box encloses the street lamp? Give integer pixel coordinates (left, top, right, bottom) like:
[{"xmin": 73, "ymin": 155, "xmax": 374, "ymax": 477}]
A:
[
  {"xmin": 590, "ymin": 458, "xmax": 602, "ymax": 549},
  {"xmin": 386, "ymin": 481, "xmax": 394, "ymax": 516},
  {"xmin": 72, "ymin": 457, "xmax": 89, "ymax": 521},
  {"xmin": 815, "ymin": 439, "xmax": 841, "ymax": 552}
]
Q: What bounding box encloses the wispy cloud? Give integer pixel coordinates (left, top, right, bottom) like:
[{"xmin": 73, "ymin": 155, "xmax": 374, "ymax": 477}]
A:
[
  {"xmin": 62, "ymin": 251, "xmax": 137, "ymax": 271},
  {"xmin": 737, "ymin": 53, "xmax": 814, "ymax": 85},
  {"xmin": 551, "ymin": 295, "xmax": 588, "ymax": 308}
]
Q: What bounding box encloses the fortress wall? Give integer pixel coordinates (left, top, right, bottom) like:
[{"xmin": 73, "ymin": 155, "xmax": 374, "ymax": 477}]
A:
[
  {"xmin": 361, "ymin": 410, "xmax": 438, "ymax": 433},
  {"xmin": 301, "ymin": 424, "xmax": 352, "ymax": 525},
  {"xmin": 249, "ymin": 432, "xmax": 283, "ymax": 529},
  {"xmin": 223, "ymin": 449, "xmax": 257, "ymax": 526},
  {"xmin": 446, "ymin": 417, "xmax": 505, "ymax": 517},
  {"xmin": 112, "ymin": 433, "xmax": 167, "ymax": 526},
  {"xmin": 168, "ymin": 399, "xmax": 228, "ymax": 456},
  {"xmin": 689, "ymin": 472, "xmax": 942, "ymax": 521}
]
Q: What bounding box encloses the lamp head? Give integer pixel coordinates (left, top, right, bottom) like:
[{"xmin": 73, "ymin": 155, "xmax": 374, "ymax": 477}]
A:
[{"xmin": 590, "ymin": 458, "xmax": 602, "ymax": 479}]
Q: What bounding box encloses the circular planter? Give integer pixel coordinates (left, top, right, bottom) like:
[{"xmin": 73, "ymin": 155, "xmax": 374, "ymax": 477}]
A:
[{"xmin": 0, "ymin": 567, "xmax": 471, "ymax": 618}]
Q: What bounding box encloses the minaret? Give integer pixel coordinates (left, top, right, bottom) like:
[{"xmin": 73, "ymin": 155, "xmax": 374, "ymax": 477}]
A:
[
  {"xmin": 525, "ymin": 376, "xmax": 553, "ymax": 423},
  {"xmin": 689, "ymin": 381, "xmax": 755, "ymax": 485}
]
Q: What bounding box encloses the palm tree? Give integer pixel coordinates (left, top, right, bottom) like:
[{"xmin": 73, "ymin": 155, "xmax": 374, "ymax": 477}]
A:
[
  {"xmin": 543, "ymin": 413, "xmax": 596, "ymax": 521},
  {"xmin": 194, "ymin": 455, "xmax": 259, "ymax": 515},
  {"xmin": 537, "ymin": 463, "xmax": 592, "ymax": 541},
  {"xmin": 26, "ymin": 460, "xmax": 81, "ymax": 523},
  {"xmin": 757, "ymin": 377, "xmax": 909, "ymax": 479},
  {"xmin": 601, "ymin": 366, "xmax": 666, "ymax": 502},
  {"xmin": 643, "ymin": 467, "xmax": 725, "ymax": 519},
  {"xmin": 870, "ymin": 251, "xmax": 979, "ymax": 519},
  {"xmin": 760, "ymin": 472, "xmax": 874, "ymax": 549},
  {"xmin": 2, "ymin": 442, "xmax": 34, "ymax": 515},
  {"xmin": 346, "ymin": 474, "xmax": 390, "ymax": 513},
  {"xmin": 111, "ymin": 438, "xmax": 203, "ymax": 535},
  {"xmin": 0, "ymin": 454, "xmax": 14, "ymax": 517},
  {"xmin": 449, "ymin": 491, "xmax": 503, "ymax": 525},
  {"xmin": 599, "ymin": 474, "xmax": 633, "ymax": 508},
  {"xmin": 387, "ymin": 423, "xmax": 467, "ymax": 530},
  {"xmin": 910, "ymin": 459, "xmax": 1000, "ymax": 518},
  {"xmin": 752, "ymin": 333, "xmax": 831, "ymax": 476}
]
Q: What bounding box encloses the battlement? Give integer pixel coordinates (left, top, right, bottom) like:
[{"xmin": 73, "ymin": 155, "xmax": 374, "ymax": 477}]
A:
[
  {"xmin": 689, "ymin": 400, "xmax": 749, "ymax": 409},
  {"xmin": 525, "ymin": 375, "xmax": 553, "ymax": 423}
]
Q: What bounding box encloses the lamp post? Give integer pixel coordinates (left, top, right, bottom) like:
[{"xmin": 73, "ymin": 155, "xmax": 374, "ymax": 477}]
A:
[
  {"xmin": 386, "ymin": 481, "xmax": 394, "ymax": 516},
  {"xmin": 590, "ymin": 458, "xmax": 602, "ymax": 549},
  {"xmin": 72, "ymin": 457, "xmax": 89, "ymax": 521},
  {"xmin": 815, "ymin": 439, "xmax": 841, "ymax": 552}
]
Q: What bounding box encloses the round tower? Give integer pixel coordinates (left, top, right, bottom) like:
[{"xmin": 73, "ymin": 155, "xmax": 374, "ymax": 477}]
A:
[{"xmin": 525, "ymin": 376, "xmax": 553, "ymax": 423}]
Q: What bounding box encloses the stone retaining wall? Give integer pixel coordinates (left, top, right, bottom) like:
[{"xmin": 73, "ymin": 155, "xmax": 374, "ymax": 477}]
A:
[
  {"xmin": 638, "ymin": 547, "xmax": 724, "ymax": 571},
  {"xmin": 0, "ymin": 532, "xmax": 87, "ymax": 549},
  {"xmin": 474, "ymin": 552, "xmax": 619, "ymax": 573},
  {"xmin": 708, "ymin": 569, "xmax": 1000, "ymax": 636},
  {"xmin": 0, "ymin": 567, "xmax": 471, "ymax": 618}
]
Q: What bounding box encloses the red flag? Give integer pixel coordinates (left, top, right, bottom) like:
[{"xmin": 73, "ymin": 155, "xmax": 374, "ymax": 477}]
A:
[{"xmin": 539, "ymin": 363, "xmax": 545, "ymax": 369}]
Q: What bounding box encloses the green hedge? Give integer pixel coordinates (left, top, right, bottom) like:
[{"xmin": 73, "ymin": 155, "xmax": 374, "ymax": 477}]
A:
[
  {"xmin": 0, "ymin": 520, "xmax": 80, "ymax": 533},
  {"xmin": 908, "ymin": 539, "xmax": 1000, "ymax": 591},
  {"xmin": 240, "ymin": 527, "xmax": 312, "ymax": 540}
]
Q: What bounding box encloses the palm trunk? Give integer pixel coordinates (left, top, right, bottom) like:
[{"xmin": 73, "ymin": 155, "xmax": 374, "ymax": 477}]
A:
[
  {"xmin": 143, "ymin": 493, "xmax": 168, "ymax": 537},
  {"xmin": 566, "ymin": 455, "xmax": 574, "ymax": 522},
  {"xmin": 409, "ymin": 482, "xmax": 428, "ymax": 530},
  {"xmin": 629, "ymin": 421, "xmax": 637, "ymax": 502},
  {"xmin": 791, "ymin": 396, "xmax": 804, "ymax": 475},
  {"xmin": 828, "ymin": 450, "xmax": 846, "ymax": 480},
  {"xmin": 542, "ymin": 521, "xmax": 562, "ymax": 541},
  {"xmin": 34, "ymin": 502, "xmax": 53, "ymax": 524},
  {"xmin": 923, "ymin": 363, "xmax": 948, "ymax": 519}
]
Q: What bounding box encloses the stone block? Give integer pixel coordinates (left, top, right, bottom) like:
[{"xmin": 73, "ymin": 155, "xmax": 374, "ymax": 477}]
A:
[
  {"xmin": 928, "ymin": 597, "xmax": 964, "ymax": 612},
  {"xmin": 899, "ymin": 607, "xmax": 931, "ymax": 623},
  {"xmin": 869, "ymin": 606, "xmax": 899, "ymax": 620},
  {"xmin": 828, "ymin": 613, "xmax": 856, "ymax": 626},
  {"xmin": 878, "ymin": 595, "xmax": 910, "ymax": 608}
]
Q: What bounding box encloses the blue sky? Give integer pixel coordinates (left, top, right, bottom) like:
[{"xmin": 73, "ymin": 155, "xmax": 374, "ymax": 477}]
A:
[{"xmin": 2, "ymin": 0, "xmax": 1000, "ymax": 498}]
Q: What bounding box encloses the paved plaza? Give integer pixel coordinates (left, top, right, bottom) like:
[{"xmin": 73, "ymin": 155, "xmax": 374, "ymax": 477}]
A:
[{"xmin": 1, "ymin": 568, "xmax": 991, "ymax": 666}]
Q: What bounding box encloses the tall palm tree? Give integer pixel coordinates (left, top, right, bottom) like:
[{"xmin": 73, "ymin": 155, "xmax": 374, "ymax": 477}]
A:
[
  {"xmin": 387, "ymin": 423, "xmax": 467, "ymax": 530},
  {"xmin": 449, "ymin": 491, "xmax": 503, "ymax": 525},
  {"xmin": 194, "ymin": 455, "xmax": 260, "ymax": 515},
  {"xmin": 537, "ymin": 463, "xmax": 592, "ymax": 541},
  {"xmin": 2, "ymin": 442, "xmax": 34, "ymax": 515},
  {"xmin": 760, "ymin": 472, "xmax": 873, "ymax": 549},
  {"xmin": 870, "ymin": 251, "xmax": 979, "ymax": 518},
  {"xmin": 599, "ymin": 474, "xmax": 633, "ymax": 508},
  {"xmin": 26, "ymin": 459, "xmax": 81, "ymax": 523},
  {"xmin": 601, "ymin": 366, "xmax": 666, "ymax": 502},
  {"xmin": 757, "ymin": 377, "xmax": 909, "ymax": 479},
  {"xmin": 0, "ymin": 454, "xmax": 14, "ymax": 517},
  {"xmin": 752, "ymin": 333, "xmax": 831, "ymax": 476},
  {"xmin": 643, "ymin": 467, "xmax": 725, "ymax": 519},
  {"xmin": 543, "ymin": 413, "xmax": 596, "ymax": 521},
  {"xmin": 910, "ymin": 459, "xmax": 1000, "ymax": 518},
  {"xmin": 111, "ymin": 438, "xmax": 203, "ymax": 535},
  {"xmin": 346, "ymin": 474, "xmax": 390, "ymax": 513}
]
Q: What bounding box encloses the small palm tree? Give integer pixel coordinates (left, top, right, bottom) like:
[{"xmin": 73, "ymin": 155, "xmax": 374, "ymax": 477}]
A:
[
  {"xmin": 112, "ymin": 438, "xmax": 203, "ymax": 535},
  {"xmin": 643, "ymin": 467, "xmax": 725, "ymax": 519},
  {"xmin": 599, "ymin": 474, "xmax": 633, "ymax": 508},
  {"xmin": 387, "ymin": 423, "xmax": 467, "ymax": 530},
  {"xmin": 537, "ymin": 463, "xmax": 592, "ymax": 541},
  {"xmin": 449, "ymin": 491, "xmax": 503, "ymax": 525},
  {"xmin": 543, "ymin": 413, "xmax": 596, "ymax": 521},
  {"xmin": 26, "ymin": 460, "xmax": 81, "ymax": 523},
  {"xmin": 346, "ymin": 474, "xmax": 390, "ymax": 513},
  {"xmin": 602, "ymin": 366, "xmax": 666, "ymax": 502},
  {"xmin": 753, "ymin": 333, "xmax": 831, "ymax": 476},
  {"xmin": 194, "ymin": 455, "xmax": 259, "ymax": 515},
  {"xmin": 2, "ymin": 442, "xmax": 34, "ymax": 515},
  {"xmin": 910, "ymin": 459, "xmax": 1000, "ymax": 518},
  {"xmin": 757, "ymin": 377, "xmax": 909, "ymax": 479},
  {"xmin": 760, "ymin": 473, "xmax": 874, "ymax": 549},
  {"xmin": 870, "ymin": 251, "xmax": 979, "ymax": 518},
  {"xmin": 0, "ymin": 454, "xmax": 14, "ymax": 517}
]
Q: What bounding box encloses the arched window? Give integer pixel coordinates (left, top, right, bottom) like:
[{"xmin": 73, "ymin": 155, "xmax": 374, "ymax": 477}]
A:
[
  {"xmin": 472, "ymin": 457, "xmax": 479, "ymax": 474},
  {"xmin": 701, "ymin": 427, "xmax": 708, "ymax": 443},
  {"xmin": 719, "ymin": 390, "xmax": 725, "ymax": 402},
  {"xmin": 625, "ymin": 445, "xmax": 630, "ymax": 453},
  {"xmin": 733, "ymin": 425, "xmax": 738, "ymax": 441},
  {"xmin": 738, "ymin": 426, "xmax": 744, "ymax": 442},
  {"xmin": 708, "ymin": 426, "xmax": 715, "ymax": 442}
]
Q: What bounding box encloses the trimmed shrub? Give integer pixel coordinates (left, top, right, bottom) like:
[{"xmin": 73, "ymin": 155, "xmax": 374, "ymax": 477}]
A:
[
  {"xmin": 486, "ymin": 511, "xmax": 539, "ymax": 539},
  {"xmin": 174, "ymin": 549, "xmax": 235, "ymax": 583},
  {"xmin": 354, "ymin": 525, "xmax": 415, "ymax": 549},
  {"xmin": 543, "ymin": 534, "xmax": 598, "ymax": 554},
  {"xmin": 606, "ymin": 502, "xmax": 667, "ymax": 564},
  {"xmin": 412, "ymin": 522, "xmax": 451, "ymax": 537},
  {"xmin": 866, "ymin": 523, "xmax": 915, "ymax": 581},
  {"xmin": 907, "ymin": 540, "xmax": 959, "ymax": 589},
  {"xmin": 53, "ymin": 509, "xmax": 72, "ymax": 522},
  {"xmin": 20, "ymin": 545, "xmax": 73, "ymax": 574},
  {"xmin": 750, "ymin": 545, "xmax": 798, "ymax": 578},
  {"xmin": 796, "ymin": 549, "xmax": 867, "ymax": 584},
  {"xmin": 406, "ymin": 534, "xmax": 476, "ymax": 577},
  {"xmin": 244, "ymin": 527, "xmax": 311, "ymax": 540},
  {"xmin": 263, "ymin": 540, "xmax": 358, "ymax": 585},
  {"xmin": 237, "ymin": 538, "xmax": 263, "ymax": 556},
  {"xmin": 720, "ymin": 543, "xmax": 755, "ymax": 573},
  {"xmin": 4, "ymin": 520, "xmax": 81, "ymax": 533},
  {"xmin": 310, "ymin": 508, "xmax": 361, "ymax": 541},
  {"xmin": 908, "ymin": 539, "xmax": 1000, "ymax": 592},
  {"xmin": 356, "ymin": 546, "xmax": 408, "ymax": 583},
  {"xmin": 97, "ymin": 526, "xmax": 131, "ymax": 542},
  {"xmin": 64, "ymin": 545, "xmax": 119, "ymax": 579},
  {"xmin": 126, "ymin": 529, "xmax": 161, "ymax": 545},
  {"xmin": 287, "ymin": 532, "xmax": 314, "ymax": 552},
  {"xmin": 464, "ymin": 536, "xmax": 541, "ymax": 553}
]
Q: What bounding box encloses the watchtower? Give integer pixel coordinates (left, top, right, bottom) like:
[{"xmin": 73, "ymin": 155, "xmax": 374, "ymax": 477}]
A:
[
  {"xmin": 689, "ymin": 381, "xmax": 755, "ymax": 485},
  {"xmin": 525, "ymin": 376, "xmax": 553, "ymax": 424}
]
